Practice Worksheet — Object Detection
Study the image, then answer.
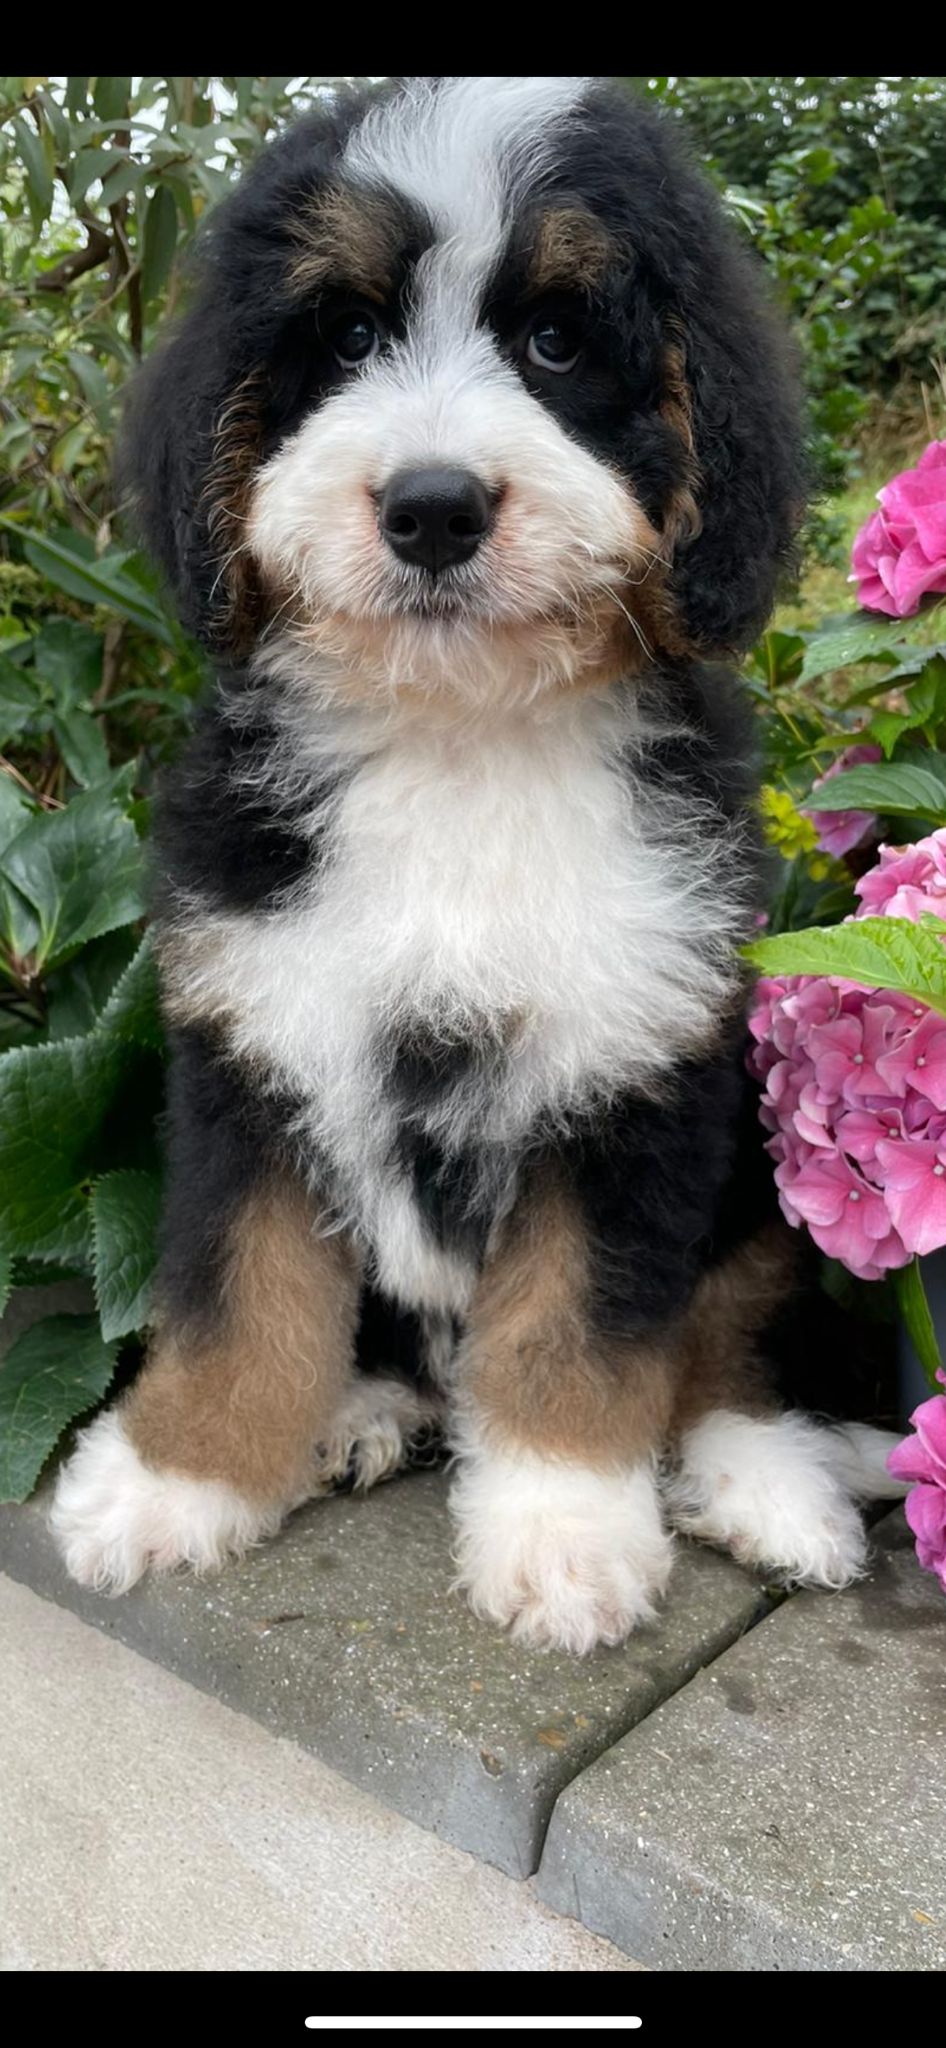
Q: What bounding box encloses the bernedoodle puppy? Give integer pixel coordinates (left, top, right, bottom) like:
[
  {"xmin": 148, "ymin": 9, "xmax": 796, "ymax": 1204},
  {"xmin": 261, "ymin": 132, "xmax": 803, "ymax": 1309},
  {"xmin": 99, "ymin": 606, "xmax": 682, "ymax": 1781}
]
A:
[{"xmin": 50, "ymin": 77, "xmax": 902, "ymax": 1652}]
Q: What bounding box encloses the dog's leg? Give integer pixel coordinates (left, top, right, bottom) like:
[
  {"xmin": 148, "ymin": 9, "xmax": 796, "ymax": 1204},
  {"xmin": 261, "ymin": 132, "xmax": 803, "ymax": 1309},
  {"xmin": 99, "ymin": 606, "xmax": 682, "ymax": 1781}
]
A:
[
  {"xmin": 51, "ymin": 1175, "xmax": 362, "ymax": 1593},
  {"xmin": 663, "ymin": 1229, "xmax": 875, "ymax": 1586},
  {"xmin": 450, "ymin": 1168, "xmax": 675, "ymax": 1655}
]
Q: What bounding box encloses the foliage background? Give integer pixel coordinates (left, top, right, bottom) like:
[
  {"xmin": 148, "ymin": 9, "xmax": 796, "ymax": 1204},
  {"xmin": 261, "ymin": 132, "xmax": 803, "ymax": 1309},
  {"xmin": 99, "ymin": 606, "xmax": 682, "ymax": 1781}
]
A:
[{"xmin": 0, "ymin": 76, "xmax": 945, "ymax": 1493}]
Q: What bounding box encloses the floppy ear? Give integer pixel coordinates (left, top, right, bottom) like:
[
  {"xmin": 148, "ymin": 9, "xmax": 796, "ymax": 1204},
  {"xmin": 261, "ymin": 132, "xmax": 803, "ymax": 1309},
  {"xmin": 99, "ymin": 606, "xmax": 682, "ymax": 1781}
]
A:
[
  {"xmin": 659, "ymin": 235, "xmax": 808, "ymax": 657},
  {"xmin": 117, "ymin": 276, "xmax": 268, "ymax": 659},
  {"xmin": 116, "ymin": 97, "xmax": 360, "ymax": 656}
]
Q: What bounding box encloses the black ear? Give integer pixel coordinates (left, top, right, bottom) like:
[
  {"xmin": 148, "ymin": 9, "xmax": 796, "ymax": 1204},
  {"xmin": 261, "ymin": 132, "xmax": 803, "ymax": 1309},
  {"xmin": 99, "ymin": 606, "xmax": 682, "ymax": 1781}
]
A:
[
  {"xmin": 594, "ymin": 88, "xmax": 809, "ymax": 658},
  {"xmin": 663, "ymin": 231, "xmax": 808, "ymax": 655},
  {"xmin": 116, "ymin": 95, "xmax": 364, "ymax": 655},
  {"xmin": 117, "ymin": 300, "xmax": 264, "ymax": 656}
]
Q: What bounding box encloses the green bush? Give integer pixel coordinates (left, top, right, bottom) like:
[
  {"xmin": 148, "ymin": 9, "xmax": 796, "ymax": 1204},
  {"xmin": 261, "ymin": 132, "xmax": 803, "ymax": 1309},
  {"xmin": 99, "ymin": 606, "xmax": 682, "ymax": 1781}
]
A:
[{"xmin": 0, "ymin": 76, "xmax": 943, "ymax": 1497}]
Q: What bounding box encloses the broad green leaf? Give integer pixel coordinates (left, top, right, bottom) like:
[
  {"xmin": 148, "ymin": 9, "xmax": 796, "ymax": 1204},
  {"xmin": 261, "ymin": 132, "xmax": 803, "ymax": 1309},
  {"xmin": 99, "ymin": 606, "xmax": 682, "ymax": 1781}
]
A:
[
  {"xmin": 1, "ymin": 784, "xmax": 145, "ymax": 969},
  {"xmin": 141, "ymin": 183, "xmax": 178, "ymax": 305},
  {"xmin": 50, "ymin": 708, "xmax": 110, "ymax": 789},
  {"xmin": 893, "ymin": 1259, "xmax": 943, "ymax": 1392},
  {"xmin": 0, "ymin": 777, "xmax": 33, "ymax": 857},
  {"xmin": 799, "ymin": 617, "xmax": 910, "ymax": 685},
  {"xmin": 0, "ymin": 1250, "xmax": 11, "ymax": 1319},
  {"xmin": 0, "ymin": 519, "xmax": 174, "ymax": 645},
  {"xmin": 31, "ymin": 617, "xmax": 103, "ymax": 707},
  {"xmin": 0, "ymin": 938, "xmax": 161, "ymax": 1267},
  {"xmin": 0, "ymin": 1314, "xmax": 118, "ymax": 1502},
  {"xmin": 0, "ymin": 657, "xmax": 40, "ymax": 743},
  {"xmin": 803, "ymin": 756, "xmax": 946, "ymax": 821},
  {"xmin": 94, "ymin": 931, "xmax": 162, "ymax": 1051},
  {"xmin": 45, "ymin": 928, "xmax": 137, "ymax": 1042},
  {"xmin": 744, "ymin": 915, "xmax": 946, "ymax": 1015},
  {"xmin": 869, "ymin": 710, "xmax": 922, "ymax": 760},
  {"xmin": 91, "ymin": 1169, "xmax": 161, "ymax": 1340},
  {"xmin": 867, "ymin": 658, "xmax": 946, "ymax": 756}
]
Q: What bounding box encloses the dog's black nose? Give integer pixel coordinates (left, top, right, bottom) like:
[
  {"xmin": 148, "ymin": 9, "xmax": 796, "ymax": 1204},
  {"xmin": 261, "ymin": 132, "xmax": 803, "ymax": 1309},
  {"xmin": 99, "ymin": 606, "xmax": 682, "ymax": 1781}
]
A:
[{"xmin": 378, "ymin": 467, "xmax": 493, "ymax": 575}]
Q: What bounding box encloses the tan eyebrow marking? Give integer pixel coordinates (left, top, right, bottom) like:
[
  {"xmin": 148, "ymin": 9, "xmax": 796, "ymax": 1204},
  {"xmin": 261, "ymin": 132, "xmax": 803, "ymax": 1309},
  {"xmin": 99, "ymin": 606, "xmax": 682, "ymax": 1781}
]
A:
[
  {"xmin": 527, "ymin": 206, "xmax": 614, "ymax": 293},
  {"xmin": 289, "ymin": 183, "xmax": 411, "ymax": 302}
]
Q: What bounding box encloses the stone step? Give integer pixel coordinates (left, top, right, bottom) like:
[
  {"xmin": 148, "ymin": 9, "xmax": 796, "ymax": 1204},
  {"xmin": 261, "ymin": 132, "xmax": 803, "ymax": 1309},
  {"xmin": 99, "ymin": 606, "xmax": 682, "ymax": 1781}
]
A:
[
  {"xmin": 0, "ymin": 1468, "xmax": 767, "ymax": 1878},
  {"xmin": 537, "ymin": 1510, "xmax": 946, "ymax": 1970}
]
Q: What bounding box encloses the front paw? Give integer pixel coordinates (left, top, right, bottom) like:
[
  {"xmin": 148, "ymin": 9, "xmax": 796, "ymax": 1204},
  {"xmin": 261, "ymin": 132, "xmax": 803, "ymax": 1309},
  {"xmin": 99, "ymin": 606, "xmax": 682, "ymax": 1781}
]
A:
[
  {"xmin": 50, "ymin": 1409, "xmax": 280, "ymax": 1595},
  {"xmin": 450, "ymin": 1446, "xmax": 673, "ymax": 1655},
  {"xmin": 665, "ymin": 1410, "xmax": 868, "ymax": 1589}
]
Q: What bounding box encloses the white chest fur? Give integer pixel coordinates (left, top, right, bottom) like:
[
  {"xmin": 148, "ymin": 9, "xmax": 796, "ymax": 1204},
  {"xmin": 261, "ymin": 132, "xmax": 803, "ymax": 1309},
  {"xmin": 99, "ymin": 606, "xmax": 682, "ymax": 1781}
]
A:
[{"xmin": 169, "ymin": 692, "xmax": 744, "ymax": 1309}]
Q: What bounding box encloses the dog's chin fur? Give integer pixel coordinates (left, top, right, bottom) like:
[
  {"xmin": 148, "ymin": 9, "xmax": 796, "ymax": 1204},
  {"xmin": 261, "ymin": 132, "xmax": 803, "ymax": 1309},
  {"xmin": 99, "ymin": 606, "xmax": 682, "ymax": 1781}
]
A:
[
  {"xmin": 255, "ymin": 598, "xmax": 639, "ymax": 715},
  {"xmin": 49, "ymin": 77, "xmax": 904, "ymax": 1657}
]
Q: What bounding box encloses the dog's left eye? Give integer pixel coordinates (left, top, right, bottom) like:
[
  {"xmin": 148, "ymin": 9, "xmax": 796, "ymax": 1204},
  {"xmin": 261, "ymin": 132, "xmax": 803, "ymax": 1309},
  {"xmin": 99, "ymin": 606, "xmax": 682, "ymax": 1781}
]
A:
[
  {"xmin": 326, "ymin": 309, "xmax": 383, "ymax": 370},
  {"xmin": 526, "ymin": 316, "xmax": 582, "ymax": 374}
]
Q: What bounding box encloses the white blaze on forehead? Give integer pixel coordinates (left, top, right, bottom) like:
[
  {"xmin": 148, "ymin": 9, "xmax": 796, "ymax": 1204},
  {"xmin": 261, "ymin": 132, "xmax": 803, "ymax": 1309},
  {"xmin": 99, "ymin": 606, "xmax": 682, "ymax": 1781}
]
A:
[{"xmin": 343, "ymin": 75, "xmax": 590, "ymax": 266}]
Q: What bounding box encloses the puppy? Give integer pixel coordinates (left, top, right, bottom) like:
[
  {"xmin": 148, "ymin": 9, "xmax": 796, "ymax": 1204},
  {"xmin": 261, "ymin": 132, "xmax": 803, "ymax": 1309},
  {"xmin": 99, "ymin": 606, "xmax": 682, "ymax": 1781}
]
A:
[{"xmin": 51, "ymin": 77, "xmax": 901, "ymax": 1652}]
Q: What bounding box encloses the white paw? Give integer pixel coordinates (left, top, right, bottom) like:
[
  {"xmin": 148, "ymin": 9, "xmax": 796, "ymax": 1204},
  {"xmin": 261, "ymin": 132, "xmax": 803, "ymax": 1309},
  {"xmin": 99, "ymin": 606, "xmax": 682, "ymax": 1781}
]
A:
[
  {"xmin": 49, "ymin": 1410, "xmax": 279, "ymax": 1595},
  {"xmin": 664, "ymin": 1409, "xmax": 868, "ymax": 1589},
  {"xmin": 311, "ymin": 1375, "xmax": 443, "ymax": 1494},
  {"xmin": 450, "ymin": 1440, "xmax": 673, "ymax": 1655}
]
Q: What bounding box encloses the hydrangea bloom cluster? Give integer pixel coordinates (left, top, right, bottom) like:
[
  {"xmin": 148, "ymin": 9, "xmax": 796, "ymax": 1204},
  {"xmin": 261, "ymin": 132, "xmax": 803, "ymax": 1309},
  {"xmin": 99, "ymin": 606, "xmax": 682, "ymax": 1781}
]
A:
[
  {"xmin": 887, "ymin": 1371, "xmax": 946, "ymax": 1594},
  {"xmin": 851, "ymin": 440, "xmax": 946, "ymax": 618},
  {"xmin": 748, "ymin": 830, "xmax": 946, "ymax": 1281}
]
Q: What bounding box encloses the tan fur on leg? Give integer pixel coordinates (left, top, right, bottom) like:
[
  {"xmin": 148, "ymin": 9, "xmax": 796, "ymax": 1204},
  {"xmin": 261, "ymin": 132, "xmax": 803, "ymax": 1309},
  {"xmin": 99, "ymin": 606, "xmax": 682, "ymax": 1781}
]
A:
[
  {"xmin": 51, "ymin": 1181, "xmax": 361, "ymax": 1593},
  {"xmin": 129, "ymin": 1180, "xmax": 360, "ymax": 1504},
  {"xmin": 451, "ymin": 1169, "xmax": 675, "ymax": 1652}
]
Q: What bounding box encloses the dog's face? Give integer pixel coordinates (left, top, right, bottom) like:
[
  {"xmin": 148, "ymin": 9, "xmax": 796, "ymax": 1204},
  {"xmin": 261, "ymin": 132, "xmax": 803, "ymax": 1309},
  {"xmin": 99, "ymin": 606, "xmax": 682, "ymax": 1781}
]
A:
[{"xmin": 126, "ymin": 78, "xmax": 806, "ymax": 701}]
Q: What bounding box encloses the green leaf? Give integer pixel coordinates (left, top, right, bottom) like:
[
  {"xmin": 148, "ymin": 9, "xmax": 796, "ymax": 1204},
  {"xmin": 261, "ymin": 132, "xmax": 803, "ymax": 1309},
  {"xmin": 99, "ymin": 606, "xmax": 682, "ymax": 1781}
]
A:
[
  {"xmin": 0, "ymin": 776, "xmax": 34, "ymax": 856},
  {"xmin": 0, "ymin": 657, "xmax": 40, "ymax": 744},
  {"xmin": 744, "ymin": 915, "xmax": 946, "ymax": 1015},
  {"xmin": 92, "ymin": 76, "xmax": 131, "ymax": 122},
  {"xmin": 141, "ymin": 183, "xmax": 178, "ymax": 305},
  {"xmin": 0, "ymin": 938, "xmax": 161, "ymax": 1267},
  {"xmin": 803, "ymin": 756, "xmax": 946, "ymax": 822},
  {"xmin": 893, "ymin": 1259, "xmax": 943, "ymax": 1392},
  {"xmin": 1, "ymin": 783, "xmax": 145, "ymax": 969},
  {"xmin": 799, "ymin": 617, "xmax": 909, "ymax": 685},
  {"xmin": 98, "ymin": 155, "xmax": 140, "ymax": 207},
  {"xmin": 45, "ymin": 928, "xmax": 137, "ymax": 1042},
  {"xmin": 749, "ymin": 628, "xmax": 806, "ymax": 690},
  {"xmin": 67, "ymin": 145, "xmax": 117, "ymax": 206},
  {"xmin": 50, "ymin": 708, "xmax": 110, "ymax": 789},
  {"xmin": 12, "ymin": 113, "xmax": 53, "ymax": 231},
  {"xmin": 867, "ymin": 658, "xmax": 946, "ymax": 756},
  {"xmin": 0, "ymin": 1314, "xmax": 118, "ymax": 1502},
  {"xmin": 65, "ymin": 348, "xmax": 112, "ymax": 418},
  {"xmin": 0, "ymin": 519, "xmax": 174, "ymax": 645},
  {"xmin": 0, "ymin": 1250, "xmax": 11, "ymax": 1319},
  {"xmin": 31, "ymin": 617, "xmax": 103, "ymax": 707},
  {"xmin": 91, "ymin": 1169, "xmax": 160, "ymax": 1340}
]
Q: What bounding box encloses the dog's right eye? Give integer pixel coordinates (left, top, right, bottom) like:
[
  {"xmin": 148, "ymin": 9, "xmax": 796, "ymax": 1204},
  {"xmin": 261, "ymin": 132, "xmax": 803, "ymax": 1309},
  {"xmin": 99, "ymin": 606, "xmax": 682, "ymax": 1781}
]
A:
[{"xmin": 325, "ymin": 308, "xmax": 383, "ymax": 370}]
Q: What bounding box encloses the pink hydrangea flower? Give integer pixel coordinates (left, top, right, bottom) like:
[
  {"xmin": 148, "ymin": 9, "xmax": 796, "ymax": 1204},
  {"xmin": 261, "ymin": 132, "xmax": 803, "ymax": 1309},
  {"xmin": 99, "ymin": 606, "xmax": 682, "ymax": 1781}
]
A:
[
  {"xmin": 808, "ymin": 743, "xmax": 882, "ymax": 858},
  {"xmin": 851, "ymin": 440, "xmax": 946, "ymax": 617},
  {"xmin": 747, "ymin": 828, "xmax": 946, "ymax": 1280},
  {"xmin": 887, "ymin": 1370, "xmax": 946, "ymax": 1594}
]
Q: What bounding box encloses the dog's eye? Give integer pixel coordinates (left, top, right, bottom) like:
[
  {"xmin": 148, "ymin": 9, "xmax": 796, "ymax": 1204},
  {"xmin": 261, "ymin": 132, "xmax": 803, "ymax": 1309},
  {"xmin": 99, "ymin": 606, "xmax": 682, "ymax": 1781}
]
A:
[
  {"xmin": 526, "ymin": 316, "xmax": 582, "ymax": 375},
  {"xmin": 327, "ymin": 309, "xmax": 382, "ymax": 370}
]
